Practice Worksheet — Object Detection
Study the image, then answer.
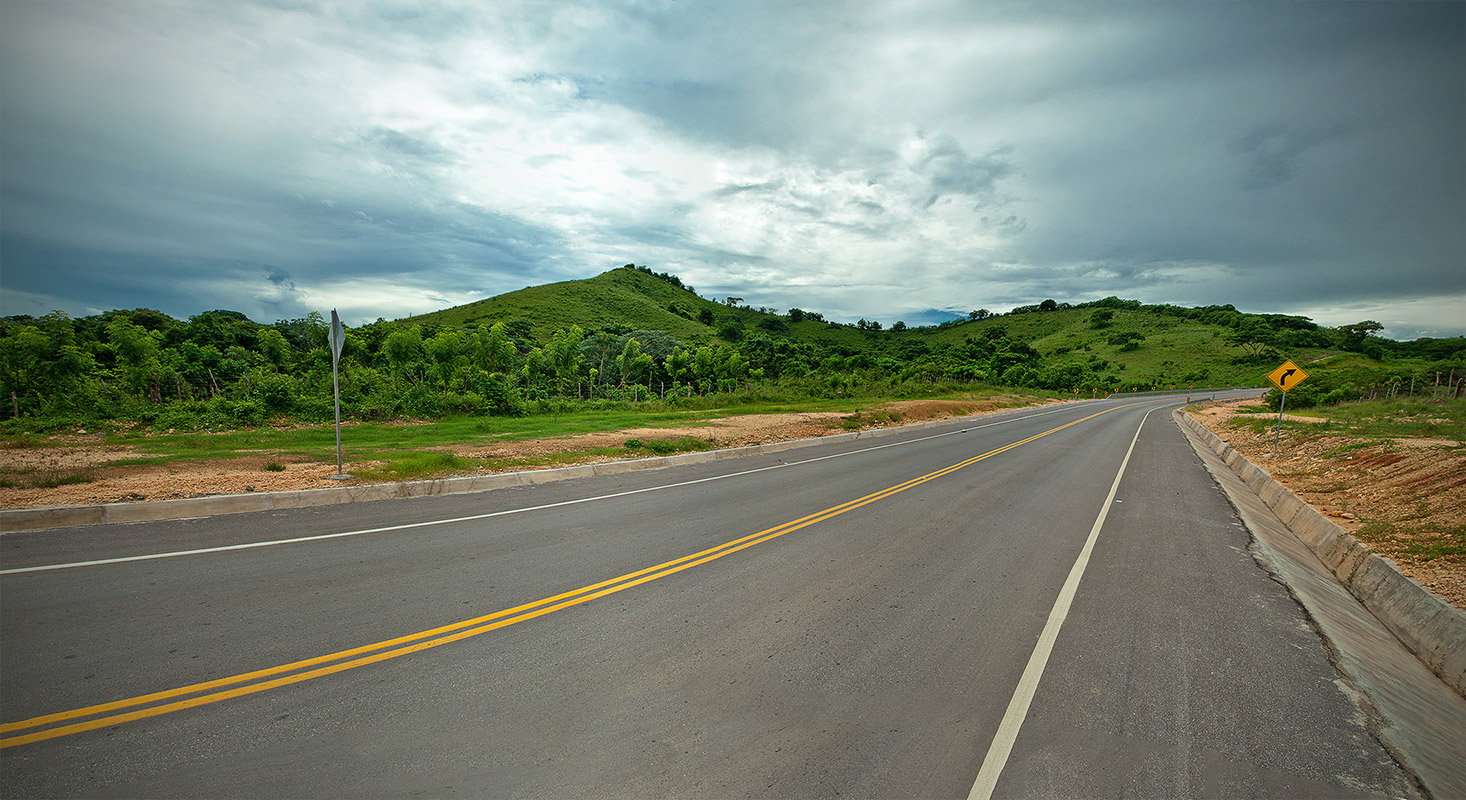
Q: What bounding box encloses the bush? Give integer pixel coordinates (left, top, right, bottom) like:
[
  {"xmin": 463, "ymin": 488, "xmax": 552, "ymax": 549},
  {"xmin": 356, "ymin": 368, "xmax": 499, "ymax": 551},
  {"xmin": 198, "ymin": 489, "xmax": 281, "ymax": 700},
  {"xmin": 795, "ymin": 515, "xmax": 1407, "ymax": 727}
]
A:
[
  {"xmin": 476, "ymin": 373, "xmax": 525, "ymax": 416},
  {"xmin": 255, "ymin": 373, "xmax": 296, "ymax": 413},
  {"xmin": 230, "ymin": 399, "xmax": 265, "ymax": 426},
  {"xmin": 147, "ymin": 399, "xmax": 235, "ymax": 431}
]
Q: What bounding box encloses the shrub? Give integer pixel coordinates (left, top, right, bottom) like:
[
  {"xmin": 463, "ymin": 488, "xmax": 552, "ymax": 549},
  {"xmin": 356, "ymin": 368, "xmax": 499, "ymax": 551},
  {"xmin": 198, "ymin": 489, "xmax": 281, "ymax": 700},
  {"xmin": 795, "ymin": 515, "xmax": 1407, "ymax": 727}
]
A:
[
  {"xmin": 230, "ymin": 399, "xmax": 265, "ymax": 426},
  {"xmin": 255, "ymin": 373, "xmax": 296, "ymax": 413}
]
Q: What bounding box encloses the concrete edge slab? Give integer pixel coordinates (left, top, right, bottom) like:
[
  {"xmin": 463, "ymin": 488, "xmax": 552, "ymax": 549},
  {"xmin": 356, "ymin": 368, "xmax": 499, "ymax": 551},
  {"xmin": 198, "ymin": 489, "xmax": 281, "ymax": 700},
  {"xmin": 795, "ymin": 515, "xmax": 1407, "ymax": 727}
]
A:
[
  {"xmin": 1174, "ymin": 410, "xmax": 1466, "ymax": 699},
  {"xmin": 0, "ymin": 406, "xmax": 1044, "ymax": 534},
  {"xmin": 1175, "ymin": 409, "xmax": 1466, "ymax": 799}
]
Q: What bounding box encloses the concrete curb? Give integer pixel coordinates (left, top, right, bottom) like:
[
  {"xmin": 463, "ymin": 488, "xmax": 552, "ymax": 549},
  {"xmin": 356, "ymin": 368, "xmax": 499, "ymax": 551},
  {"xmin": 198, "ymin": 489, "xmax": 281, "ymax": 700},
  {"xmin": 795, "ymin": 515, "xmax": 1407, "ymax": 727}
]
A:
[
  {"xmin": 1176, "ymin": 410, "xmax": 1466, "ymax": 699},
  {"xmin": 0, "ymin": 407, "xmax": 1044, "ymax": 534}
]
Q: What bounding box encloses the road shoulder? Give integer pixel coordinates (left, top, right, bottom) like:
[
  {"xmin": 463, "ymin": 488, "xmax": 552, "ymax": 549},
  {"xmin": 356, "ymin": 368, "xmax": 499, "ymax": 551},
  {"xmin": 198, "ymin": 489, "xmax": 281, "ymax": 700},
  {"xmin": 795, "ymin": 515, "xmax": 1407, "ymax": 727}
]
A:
[{"xmin": 1176, "ymin": 409, "xmax": 1466, "ymax": 799}]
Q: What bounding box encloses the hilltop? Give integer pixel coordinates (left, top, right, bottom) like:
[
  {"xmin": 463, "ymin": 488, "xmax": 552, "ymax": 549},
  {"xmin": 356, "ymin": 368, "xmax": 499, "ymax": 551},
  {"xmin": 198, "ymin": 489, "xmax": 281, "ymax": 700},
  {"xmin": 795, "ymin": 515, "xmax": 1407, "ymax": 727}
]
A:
[{"xmin": 404, "ymin": 267, "xmax": 717, "ymax": 341}]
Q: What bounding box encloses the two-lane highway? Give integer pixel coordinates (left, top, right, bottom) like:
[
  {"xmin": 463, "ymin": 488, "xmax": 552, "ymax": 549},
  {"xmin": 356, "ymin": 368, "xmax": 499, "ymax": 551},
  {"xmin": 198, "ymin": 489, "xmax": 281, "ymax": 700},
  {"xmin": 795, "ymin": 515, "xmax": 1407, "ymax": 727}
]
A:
[{"xmin": 1, "ymin": 396, "xmax": 1420, "ymax": 797}]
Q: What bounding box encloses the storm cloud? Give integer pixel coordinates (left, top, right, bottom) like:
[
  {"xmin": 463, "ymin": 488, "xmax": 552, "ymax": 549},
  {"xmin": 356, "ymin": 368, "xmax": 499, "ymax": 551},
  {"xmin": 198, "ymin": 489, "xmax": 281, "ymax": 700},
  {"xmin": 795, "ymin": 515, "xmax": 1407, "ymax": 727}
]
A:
[{"xmin": 2, "ymin": 0, "xmax": 1461, "ymax": 337}]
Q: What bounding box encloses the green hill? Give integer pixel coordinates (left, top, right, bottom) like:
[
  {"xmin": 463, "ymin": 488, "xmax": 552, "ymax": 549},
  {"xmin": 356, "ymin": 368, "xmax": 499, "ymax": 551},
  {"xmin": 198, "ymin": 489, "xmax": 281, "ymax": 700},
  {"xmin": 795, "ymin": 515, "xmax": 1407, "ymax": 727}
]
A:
[
  {"xmin": 405, "ymin": 266, "xmax": 720, "ymax": 342},
  {"xmin": 400, "ymin": 265, "xmax": 1444, "ymax": 391}
]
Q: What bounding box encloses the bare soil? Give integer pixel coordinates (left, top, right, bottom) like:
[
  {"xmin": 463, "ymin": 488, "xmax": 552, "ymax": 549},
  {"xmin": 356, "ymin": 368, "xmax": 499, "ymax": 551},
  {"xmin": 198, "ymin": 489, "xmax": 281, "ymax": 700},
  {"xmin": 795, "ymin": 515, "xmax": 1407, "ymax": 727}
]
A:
[
  {"xmin": 1192, "ymin": 399, "xmax": 1464, "ymax": 610},
  {"xmin": 0, "ymin": 399, "xmax": 1012, "ymax": 511}
]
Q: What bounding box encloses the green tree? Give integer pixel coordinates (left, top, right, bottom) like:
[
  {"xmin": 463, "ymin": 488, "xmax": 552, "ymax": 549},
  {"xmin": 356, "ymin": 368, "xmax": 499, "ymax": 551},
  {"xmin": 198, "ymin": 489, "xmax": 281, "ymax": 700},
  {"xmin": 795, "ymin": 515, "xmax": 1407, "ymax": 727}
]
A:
[
  {"xmin": 477, "ymin": 322, "xmax": 520, "ymax": 374},
  {"xmin": 383, "ymin": 326, "xmax": 426, "ymax": 384},
  {"xmin": 618, "ymin": 338, "xmax": 646, "ymax": 387},
  {"xmin": 107, "ymin": 317, "xmax": 164, "ymax": 399},
  {"xmin": 424, "ymin": 328, "xmax": 470, "ymax": 389},
  {"xmin": 1338, "ymin": 320, "xmax": 1384, "ymax": 351},
  {"xmin": 1227, "ymin": 319, "xmax": 1278, "ymax": 358},
  {"xmin": 546, "ymin": 325, "xmax": 585, "ymax": 394},
  {"xmin": 0, "ymin": 319, "xmax": 93, "ymax": 415},
  {"xmin": 257, "ymin": 329, "xmax": 293, "ymax": 370}
]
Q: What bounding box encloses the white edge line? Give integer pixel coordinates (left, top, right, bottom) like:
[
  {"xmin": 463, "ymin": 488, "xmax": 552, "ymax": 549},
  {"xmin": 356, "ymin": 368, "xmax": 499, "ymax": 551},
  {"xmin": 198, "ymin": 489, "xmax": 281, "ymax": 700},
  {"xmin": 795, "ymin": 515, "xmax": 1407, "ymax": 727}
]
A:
[
  {"xmin": 2, "ymin": 405, "xmax": 1080, "ymax": 576},
  {"xmin": 966, "ymin": 406, "xmax": 1158, "ymax": 800}
]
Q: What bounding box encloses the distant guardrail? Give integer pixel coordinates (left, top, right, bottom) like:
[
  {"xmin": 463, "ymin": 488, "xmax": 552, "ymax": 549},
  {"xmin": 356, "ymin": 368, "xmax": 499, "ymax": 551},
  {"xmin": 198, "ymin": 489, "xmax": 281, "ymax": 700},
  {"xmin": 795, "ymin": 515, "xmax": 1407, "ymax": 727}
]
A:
[{"xmin": 1101, "ymin": 386, "xmax": 1262, "ymax": 400}]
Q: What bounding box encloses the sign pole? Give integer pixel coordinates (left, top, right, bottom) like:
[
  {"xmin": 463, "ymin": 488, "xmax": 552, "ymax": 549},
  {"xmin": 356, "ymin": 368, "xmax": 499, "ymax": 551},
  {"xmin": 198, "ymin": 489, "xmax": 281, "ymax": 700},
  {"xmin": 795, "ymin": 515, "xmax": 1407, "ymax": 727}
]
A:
[
  {"xmin": 1273, "ymin": 388, "xmax": 1286, "ymax": 457},
  {"xmin": 333, "ymin": 365, "xmax": 343, "ymax": 474},
  {"xmin": 328, "ymin": 310, "xmax": 351, "ymax": 479}
]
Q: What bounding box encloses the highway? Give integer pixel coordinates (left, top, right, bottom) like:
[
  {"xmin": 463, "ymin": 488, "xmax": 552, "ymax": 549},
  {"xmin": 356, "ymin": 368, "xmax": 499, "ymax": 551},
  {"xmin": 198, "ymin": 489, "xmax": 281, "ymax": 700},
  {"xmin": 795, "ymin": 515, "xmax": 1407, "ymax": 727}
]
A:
[{"xmin": 0, "ymin": 395, "xmax": 1422, "ymax": 798}]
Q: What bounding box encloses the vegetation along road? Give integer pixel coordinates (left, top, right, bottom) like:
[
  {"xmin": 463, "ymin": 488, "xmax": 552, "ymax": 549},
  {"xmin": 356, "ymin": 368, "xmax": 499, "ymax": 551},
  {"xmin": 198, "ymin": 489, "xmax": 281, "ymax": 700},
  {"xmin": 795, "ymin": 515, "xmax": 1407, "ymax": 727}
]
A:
[{"xmin": 1, "ymin": 393, "xmax": 1431, "ymax": 798}]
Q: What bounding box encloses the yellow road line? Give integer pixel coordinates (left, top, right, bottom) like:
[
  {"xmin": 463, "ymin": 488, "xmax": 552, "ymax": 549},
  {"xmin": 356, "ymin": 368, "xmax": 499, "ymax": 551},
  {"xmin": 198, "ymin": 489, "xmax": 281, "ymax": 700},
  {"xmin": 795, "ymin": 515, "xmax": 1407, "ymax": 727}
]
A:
[{"xmin": 2, "ymin": 402, "xmax": 1142, "ymax": 749}]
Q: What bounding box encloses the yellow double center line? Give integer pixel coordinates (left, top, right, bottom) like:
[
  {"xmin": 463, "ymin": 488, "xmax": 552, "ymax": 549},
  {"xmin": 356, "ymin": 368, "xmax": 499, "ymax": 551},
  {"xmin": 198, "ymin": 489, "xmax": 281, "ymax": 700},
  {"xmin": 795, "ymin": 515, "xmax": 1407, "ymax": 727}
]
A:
[{"xmin": 1, "ymin": 403, "xmax": 1135, "ymax": 749}]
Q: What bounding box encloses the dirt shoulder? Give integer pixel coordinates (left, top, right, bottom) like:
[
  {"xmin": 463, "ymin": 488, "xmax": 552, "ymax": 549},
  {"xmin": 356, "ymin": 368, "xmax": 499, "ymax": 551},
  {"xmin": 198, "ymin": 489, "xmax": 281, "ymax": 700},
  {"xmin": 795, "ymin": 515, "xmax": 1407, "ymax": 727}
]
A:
[
  {"xmin": 0, "ymin": 399, "xmax": 1013, "ymax": 512},
  {"xmin": 1191, "ymin": 399, "xmax": 1464, "ymax": 611}
]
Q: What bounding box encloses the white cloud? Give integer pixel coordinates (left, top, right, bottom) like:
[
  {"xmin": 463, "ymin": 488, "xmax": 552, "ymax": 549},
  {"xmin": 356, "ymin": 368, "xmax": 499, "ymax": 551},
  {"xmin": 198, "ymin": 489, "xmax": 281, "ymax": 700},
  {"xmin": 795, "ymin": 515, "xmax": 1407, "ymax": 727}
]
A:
[
  {"xmin": 1291, "ymin": 295, "xmax": 1466, "ymax": 341},
  {"xmin": 1, "ymin": 0, "xmax": 1461, "ymax": 335}
]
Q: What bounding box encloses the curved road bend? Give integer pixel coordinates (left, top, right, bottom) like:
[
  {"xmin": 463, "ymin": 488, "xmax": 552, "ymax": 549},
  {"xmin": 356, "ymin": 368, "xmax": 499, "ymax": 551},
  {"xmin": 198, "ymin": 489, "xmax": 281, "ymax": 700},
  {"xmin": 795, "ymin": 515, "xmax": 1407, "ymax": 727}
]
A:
[{"xmin": 1, "ymin": 394, "xmax": 1421, "ymax": 798}]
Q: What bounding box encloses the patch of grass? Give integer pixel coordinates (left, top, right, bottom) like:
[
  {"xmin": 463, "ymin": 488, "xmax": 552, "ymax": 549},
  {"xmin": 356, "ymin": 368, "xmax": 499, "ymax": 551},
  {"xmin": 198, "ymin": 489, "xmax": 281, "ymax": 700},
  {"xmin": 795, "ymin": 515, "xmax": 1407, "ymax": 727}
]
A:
[
  {"xmin": 1318, "ymin": 397, "xmax": 1466, "ymax": 441},
  {"xmin": 264, "ymin": 460, "xmax": 286, "ymax": 472},
  {"xmin": 30, "ymin": 469, "xmax": 95, "ymax": 488},
  {"xmin": 624, "ymin": 437, "xmax": 715, "ymax": 455},
  {"xmin": 1357, "ymin": 522, "xmax": 1465, "ymax": 563},
  {"xmin": 1324, "ymin": 440, "xmax": 1388, "ymax": 457},
  {"xmin": 841, "ymin": 410, "xmax": 902, "ymax": 430},
  {"xmin": 356, "ymin": 451, "xmax": 483, "ymax": 481},
  {"xmin": 1239, "ymin": 418, "xmax": 1274, "ymax": 435},
  {"xmin": 476, "ymin": 447, "xmax": 627, "ymax": 472}
]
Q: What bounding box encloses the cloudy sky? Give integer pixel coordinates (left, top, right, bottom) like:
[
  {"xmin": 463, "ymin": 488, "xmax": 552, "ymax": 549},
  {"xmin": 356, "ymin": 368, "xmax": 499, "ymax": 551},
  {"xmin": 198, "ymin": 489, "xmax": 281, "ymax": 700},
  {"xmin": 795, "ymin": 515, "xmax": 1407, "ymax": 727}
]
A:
[{"xmin": 2, "ymin": 1, "xmax": 1462, "ymax": 338}]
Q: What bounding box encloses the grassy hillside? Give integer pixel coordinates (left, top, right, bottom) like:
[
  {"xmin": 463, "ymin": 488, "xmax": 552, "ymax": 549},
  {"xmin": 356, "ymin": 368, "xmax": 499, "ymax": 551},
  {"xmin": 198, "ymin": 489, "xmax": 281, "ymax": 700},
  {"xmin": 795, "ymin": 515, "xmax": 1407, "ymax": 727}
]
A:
[
  {"xmin": 396, "ymin": 265, "xmax": 1460, "ymax": 392},
  {"xmin": 926, "ymin": 307, "xmax": 1249, "ymax": 388},
  {"xmin": 405, "ymin": 267, "xmax": 721, "ymax": 342},
  {"xmin": 403, "ymin": 266, "xmax": 1243, "ymax": 386}
]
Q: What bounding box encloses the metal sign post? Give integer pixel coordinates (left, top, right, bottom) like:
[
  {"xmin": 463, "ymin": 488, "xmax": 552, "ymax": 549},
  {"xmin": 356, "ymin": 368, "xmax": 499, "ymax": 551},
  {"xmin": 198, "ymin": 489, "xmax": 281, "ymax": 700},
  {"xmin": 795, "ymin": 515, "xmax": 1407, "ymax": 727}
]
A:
[{"xmin": 328, "ymin": 310, "xmax": 351, "ymax": 479}]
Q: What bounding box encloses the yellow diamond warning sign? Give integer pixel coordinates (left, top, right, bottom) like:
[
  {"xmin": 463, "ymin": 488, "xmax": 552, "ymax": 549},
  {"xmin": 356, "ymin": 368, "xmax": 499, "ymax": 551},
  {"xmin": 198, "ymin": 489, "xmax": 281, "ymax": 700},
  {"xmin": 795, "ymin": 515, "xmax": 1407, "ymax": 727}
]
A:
[{"xmin": 1267, "ymin": 360, "xmax": 1309, "ymax": 392}]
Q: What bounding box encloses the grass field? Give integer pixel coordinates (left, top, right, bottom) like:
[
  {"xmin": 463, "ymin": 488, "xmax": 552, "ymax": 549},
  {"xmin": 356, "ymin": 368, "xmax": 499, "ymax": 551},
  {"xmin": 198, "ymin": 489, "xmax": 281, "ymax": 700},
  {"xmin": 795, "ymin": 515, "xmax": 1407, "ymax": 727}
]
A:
[{"xmin": 0, "ymin": 391, "xmax": 1037, "ymax": 486}]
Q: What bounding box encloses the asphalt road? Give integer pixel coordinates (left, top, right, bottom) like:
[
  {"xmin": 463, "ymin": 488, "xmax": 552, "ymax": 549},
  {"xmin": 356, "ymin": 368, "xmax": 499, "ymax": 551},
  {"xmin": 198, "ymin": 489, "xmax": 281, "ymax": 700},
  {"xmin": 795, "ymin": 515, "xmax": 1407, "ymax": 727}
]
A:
[{"xmin": 0, "ymin": 396, "xmax": 1421, "ymax": 798}]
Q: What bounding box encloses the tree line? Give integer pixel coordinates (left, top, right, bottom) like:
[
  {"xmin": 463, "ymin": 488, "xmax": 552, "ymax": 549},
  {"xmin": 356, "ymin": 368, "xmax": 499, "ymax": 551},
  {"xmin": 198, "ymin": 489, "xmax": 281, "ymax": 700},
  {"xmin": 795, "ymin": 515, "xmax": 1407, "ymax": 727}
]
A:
[
  {"xmin": 0, "ymin": 304, "xmax": 1087, "ymax": 429},
  {"xmin": 2, "ymin": 291, "xmax": 1459, "ymax": 431}
]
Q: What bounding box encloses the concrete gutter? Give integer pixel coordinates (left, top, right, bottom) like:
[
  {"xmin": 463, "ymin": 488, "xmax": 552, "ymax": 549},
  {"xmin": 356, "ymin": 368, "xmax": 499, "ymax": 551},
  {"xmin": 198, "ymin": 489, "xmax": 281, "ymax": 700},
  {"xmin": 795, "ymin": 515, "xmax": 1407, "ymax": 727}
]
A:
[
  {"xmin": 0, "ymin": 408, "xmax": 1037, "ymax": 534},
  {"xmin": 1175, "ymin": 409, "xmax": 1465, "ymax": 698},
  {"xmin": 1176, "ymin": 409, "xmax": 1465, "ymax": 800}
]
